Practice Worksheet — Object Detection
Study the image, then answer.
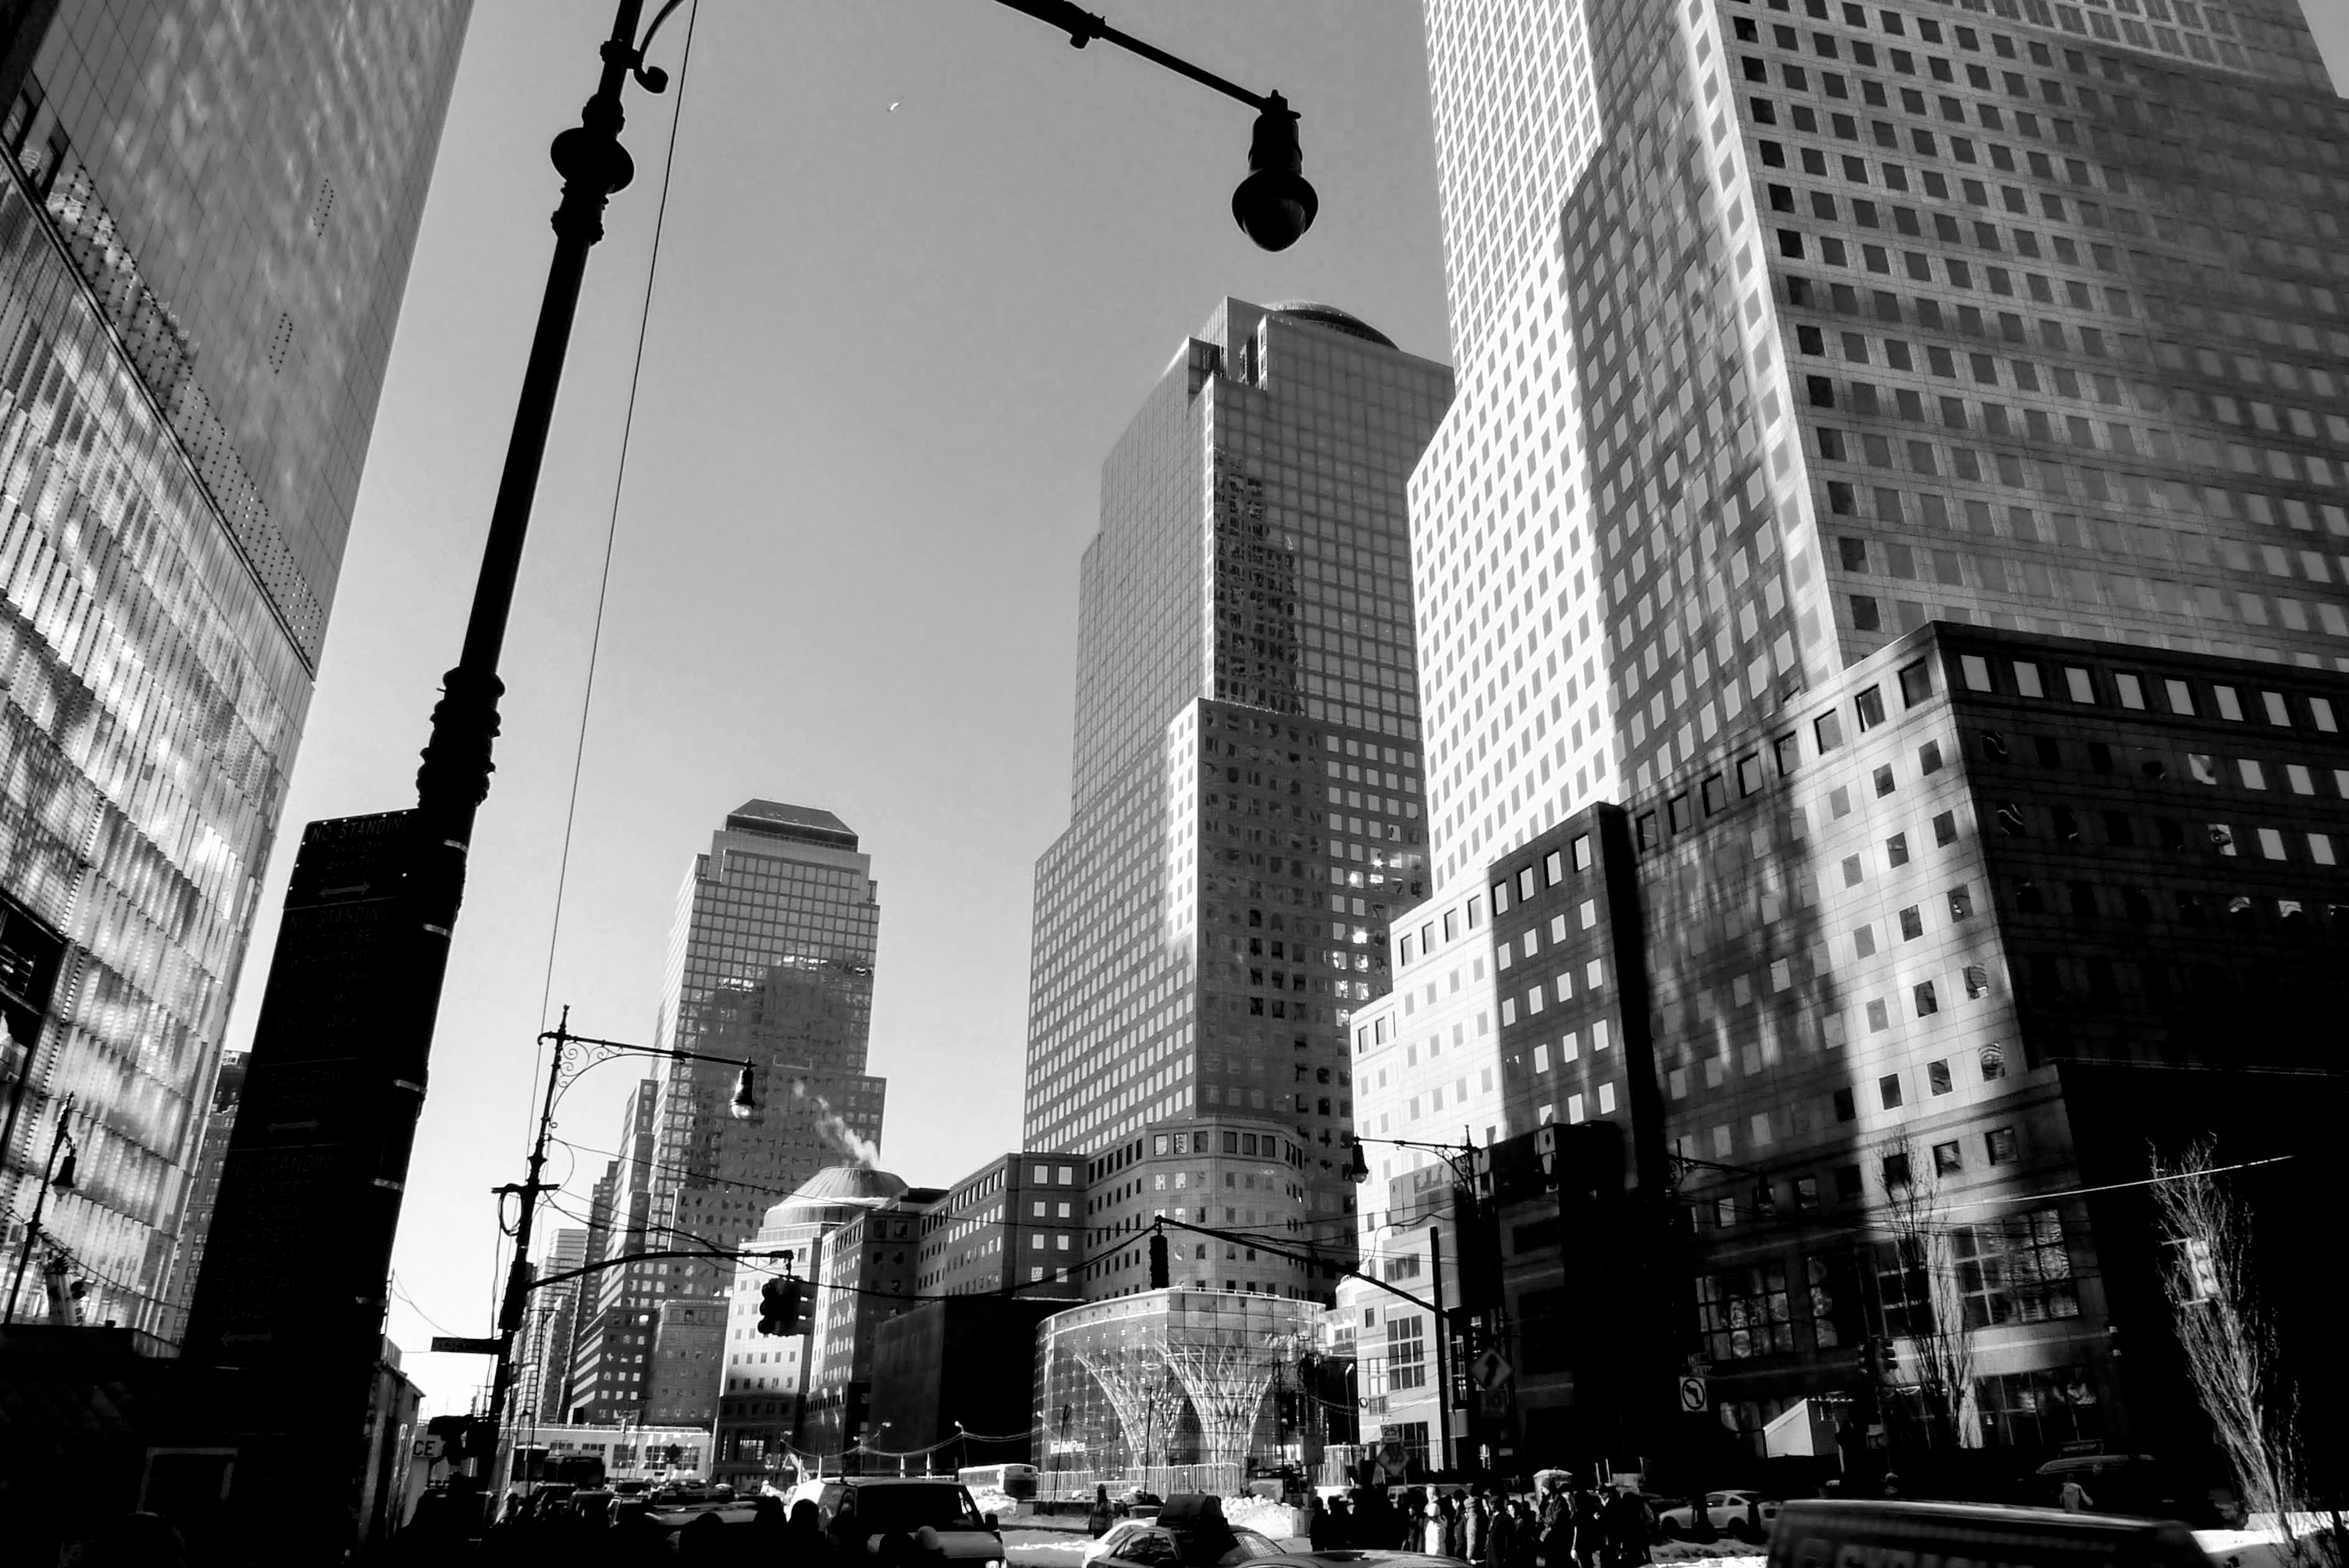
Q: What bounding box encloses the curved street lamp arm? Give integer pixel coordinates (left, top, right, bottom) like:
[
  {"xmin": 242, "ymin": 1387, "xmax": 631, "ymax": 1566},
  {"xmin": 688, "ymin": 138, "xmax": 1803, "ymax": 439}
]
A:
[{"xmin": 989, "ymin": 0, "xmax": 1274, "ymax": 111}]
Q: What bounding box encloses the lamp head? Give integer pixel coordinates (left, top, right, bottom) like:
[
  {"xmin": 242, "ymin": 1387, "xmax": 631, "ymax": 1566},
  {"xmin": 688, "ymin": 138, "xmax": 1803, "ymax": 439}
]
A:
[
  {"xmin": 730, "ymin": 1066, "xmax": 757, "ymax": 1120},
  {"xmin": 52, "ymin": 1150, "xmax": 75, "ymax": 1192},
  {"xmin": 1233, "ymin": 94, "xmax": 1316, "ymax": 252},
  {"xmin": 1344, "ymin": 1137, "xmax": 1369, "ymax": 1185}
]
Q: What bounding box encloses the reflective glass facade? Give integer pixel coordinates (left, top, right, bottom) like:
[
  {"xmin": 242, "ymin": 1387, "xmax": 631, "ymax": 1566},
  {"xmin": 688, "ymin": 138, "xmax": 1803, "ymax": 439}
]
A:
[
  {"xmin": 1022, "ymin": 302, "xmax": 1453, "ymax": 1293},
  {"xmin": 573, "ymin": 801, "xmax": 886, "ymax": 1421},
  {"xmin": 0, "ymin": 1, "xmax": 465, "ymax": 1333},
  {"xmin": 1031, "ymin": 1287, "xmax": 1324, "ymax": 1493}
]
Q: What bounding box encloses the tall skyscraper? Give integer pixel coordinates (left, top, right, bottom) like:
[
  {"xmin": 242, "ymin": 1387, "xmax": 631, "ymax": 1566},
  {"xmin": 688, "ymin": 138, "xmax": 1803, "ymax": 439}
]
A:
[
  {"xmin": 522, "ymin": 1225, "xmax": 588, "ymax": 1427},
  {"xmin": 572, "ymin": 800, "xmax": 886, "ymax": 1422},
  {"xmin": 159, "ymin": 1052, "xmax": 247, "ymax": 1343},
  {"xmin": 1343, "ymin": 0, "xmax": 2349, "ymax": 1478},
  {"xmin": 0, "ymin": 1, "xmax": 467, "ymax": 1332},
  {"xmin": 1021, "ymin": 299, "xmax": 1452, "ymax": 1297}
]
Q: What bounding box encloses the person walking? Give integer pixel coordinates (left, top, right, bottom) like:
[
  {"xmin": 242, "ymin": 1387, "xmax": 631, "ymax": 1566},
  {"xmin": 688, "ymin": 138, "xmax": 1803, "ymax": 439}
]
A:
[
  {"xmin": 2060, "ymin": 1478, "xmax": 2094, "ymax": 1514},
  {"xmin": 1605, "ymin": 1487, "xmax": 1650, "ymax": 1568},
  {"xmin": 1088, "ymin": 1485, "xmax": 1115, "ymax": 1538},
  {"xmin": 1424, "ymin": 1494, "xmax": 1448, "ymax": 1556},
  {"xmin": 1571, "ymin": 1481, "xmax": 1606, "ymax": 1568},
  {"xmin": 1464, "ymin": 1485, "xmax": 1490, "ymax": 1567},
  {"xmin": 1486, "ymin": 1492, "xmax": 1516, "ymax": 1568},
  {"xmin": 1535, "ymin": 1476, "xmax": 1573, "ymax": 1568}
]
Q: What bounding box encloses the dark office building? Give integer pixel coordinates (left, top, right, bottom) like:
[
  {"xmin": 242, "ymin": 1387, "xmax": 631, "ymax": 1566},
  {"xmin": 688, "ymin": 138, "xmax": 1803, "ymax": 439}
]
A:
[{"xmin": 1628, "ymin": 622, "xmax": 2349, "ymax": 1481}]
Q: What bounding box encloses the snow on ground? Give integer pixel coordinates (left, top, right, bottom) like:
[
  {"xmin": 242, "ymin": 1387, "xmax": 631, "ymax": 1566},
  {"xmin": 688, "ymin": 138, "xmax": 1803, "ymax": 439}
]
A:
[
  {"xmin": 1220, "ymin": 1497, "xmax": 1307, "ymax": 1541},
  {"xmin": 1655, "ymin": 1544, "xmax": 1768, "ymax": 1563}
]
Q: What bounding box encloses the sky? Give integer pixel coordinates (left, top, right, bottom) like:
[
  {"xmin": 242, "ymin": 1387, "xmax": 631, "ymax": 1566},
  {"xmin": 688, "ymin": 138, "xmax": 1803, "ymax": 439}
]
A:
[
  {"xmin": 221, "ymin": 1, "xmax": 1451, "ymax": 1413},
  {"xmin": 231, "ymin": 1, "xmax": 2349, "ymax": 1415}
]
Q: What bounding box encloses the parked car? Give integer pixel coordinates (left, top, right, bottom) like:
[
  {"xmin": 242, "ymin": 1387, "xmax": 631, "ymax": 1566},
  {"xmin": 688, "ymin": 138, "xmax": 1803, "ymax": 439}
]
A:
[
  {"xmin": 1656, "ymin": 1490, "xmax": 1781, "ymax": 1541},
  {"xmin": 1085, "ymin": 1520, "xmax": 1282, "ymax": 1568},
  {"xmin": 817, "ymin": 1477, "xmax": 1008, "ymax": 1565}
]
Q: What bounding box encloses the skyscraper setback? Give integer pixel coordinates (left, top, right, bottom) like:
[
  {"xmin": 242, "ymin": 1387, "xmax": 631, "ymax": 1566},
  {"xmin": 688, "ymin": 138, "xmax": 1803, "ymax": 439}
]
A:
[
  {"xmin": 1022, "ymin": 300, "xmax": 1452, "ymax": 1296},
  {"xmin": 0, "ymin": 1, "xmax": 467, "ymax": 1331},
  {"xmin": 1342, "ymin": 0, "xmax": 2349, "ymax": 1476},
  {"xmin": 570, "ymin": 800, "xmax": 885, "ymax": 1419}
]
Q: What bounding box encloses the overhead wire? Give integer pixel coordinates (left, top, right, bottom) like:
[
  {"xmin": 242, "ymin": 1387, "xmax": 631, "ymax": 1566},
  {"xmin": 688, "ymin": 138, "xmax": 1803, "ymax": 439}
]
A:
[{"xmin": 486, "ymin": 0, "xmax": 704, "ymax": 1373}]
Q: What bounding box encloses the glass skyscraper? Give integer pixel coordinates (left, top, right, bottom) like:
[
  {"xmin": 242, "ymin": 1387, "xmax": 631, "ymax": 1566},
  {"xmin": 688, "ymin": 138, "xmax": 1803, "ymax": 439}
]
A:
[
  {"xmin": 1343, "ymin": 0, "xmax": 2349, "ymax": 1481},
  {"xmin": 568, "ymin": 800, "xmax": 886, "ymax": 1422},
  {"xmin": 1021, "ymin": 299, "xmax": 1452, "ymax": 1299},
  {"xmin": 0, "ymin": 1, "xmax": 467, "ymax": 1333}
]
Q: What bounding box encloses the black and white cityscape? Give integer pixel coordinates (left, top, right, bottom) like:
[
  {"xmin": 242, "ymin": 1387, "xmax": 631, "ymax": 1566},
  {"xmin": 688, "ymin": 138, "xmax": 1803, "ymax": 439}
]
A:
[{"xmin": 2, "ymin": 1, "xmax": 2347, "ymax": 1564}]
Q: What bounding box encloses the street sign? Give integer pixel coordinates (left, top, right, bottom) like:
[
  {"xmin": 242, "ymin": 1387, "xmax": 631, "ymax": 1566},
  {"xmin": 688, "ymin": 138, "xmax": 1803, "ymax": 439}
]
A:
[
  {"xmin": 1469, "ymin": 1346, "xmax": 1513, "ymax": 1390},
  {"xmin": 430, "ymin": 1336, "xmax": 502, "ymax": 1355},
  {"xmin": 1677, "ymin": 1375, "xmax": 1710, "ymax": 1413}
]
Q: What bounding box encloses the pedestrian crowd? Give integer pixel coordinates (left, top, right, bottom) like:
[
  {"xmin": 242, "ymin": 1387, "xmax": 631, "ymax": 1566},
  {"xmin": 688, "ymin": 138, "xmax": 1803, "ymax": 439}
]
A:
[
  {"xmin": 412, "ymin": 1488, "xmax": 889, "ymax": 1565},
  {"xmin": 1303, "ymin": 1473, "xmax": 1657, "ymax": 1568}
]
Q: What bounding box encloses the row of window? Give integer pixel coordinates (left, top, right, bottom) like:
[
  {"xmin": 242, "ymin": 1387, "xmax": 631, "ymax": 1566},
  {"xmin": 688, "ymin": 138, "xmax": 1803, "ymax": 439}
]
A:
[
  {"xmin": 1801, "ymin": 273, "xmax": 2349, "ymax": 412},
  {"xmin": 2006, "ymin": 879, "xmax": 2349, "ymax": 937},
  {"xmin": 1735, "ymin": 1, "xmax": 2343, "ymax": 242}
]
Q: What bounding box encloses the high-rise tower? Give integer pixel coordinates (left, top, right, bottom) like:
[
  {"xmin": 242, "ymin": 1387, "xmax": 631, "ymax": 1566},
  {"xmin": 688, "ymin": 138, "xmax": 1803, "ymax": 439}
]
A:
[
  {"xmin": 571, "ymin": 800, "xmax": 886, "ymax": 1420},
  {"xmin": 1344, "ymin": 0, "xmax": 2349, "ymax": 1480},
  {"xmin": 0, "ymin": 1, "xmax": 468, "ymax": 1331},
  {"xmin": 1022, "ymin": 299, "xmax": 1452, "ymax": 1298}
]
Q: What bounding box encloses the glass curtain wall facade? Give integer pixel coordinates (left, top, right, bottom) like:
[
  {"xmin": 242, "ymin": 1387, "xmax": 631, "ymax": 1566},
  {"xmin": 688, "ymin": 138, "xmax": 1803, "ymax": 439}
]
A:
[
  {"xmin": 1022, "ymin": 300, "xmax": 1453, "ymax": 1291},
  {"xmin": 1032, "ymin": 1288, "xmax": 1323, "ymax": 1495},
  {"xmin": 575, "ymin": 801, "xmax": 886, "ymax": 1423},
  {"xmin": 0, "ymin": 0, "xmax": 466, "ymax": 1332}
]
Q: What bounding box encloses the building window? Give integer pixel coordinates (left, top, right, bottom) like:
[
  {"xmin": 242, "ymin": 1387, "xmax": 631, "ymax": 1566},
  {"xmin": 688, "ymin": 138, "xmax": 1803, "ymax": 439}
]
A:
[
  {"xmin": 1816, "ymin": 711, "xmax": 1846, "ymax": 752},
  {"xmin": 1696, "ymin": 1263, "xmax": 1796, "ymax": 1361},
  {"xmin": 1899, "ymin": 660, "xmax": 1934, "ymax": 705},
  {"xmin": 1951, "ymin": 1209, "xmax": 2079, "ymax": 1326},
  {"xmin": 1975, "ymin": 1367, "xmax": 2104, "ymax": 1449},
  {"xmin": 1855, "ymin": 685, "xmax": 1887, "ymax": 730},
  {"xmin": 1385, "ymin": 1314, "xmax": 1427, "ymax": 1390},
  {"xmin": 1986, "ymin": 1126, "xmax": 2018, "ymax": 1165},
  {"xmin": 1932, "ymin": 1140, "xmax": 1963, "ymax": 1176}
]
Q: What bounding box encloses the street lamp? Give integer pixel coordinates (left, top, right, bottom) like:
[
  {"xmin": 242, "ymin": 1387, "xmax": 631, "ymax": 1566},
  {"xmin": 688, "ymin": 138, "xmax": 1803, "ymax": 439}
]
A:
[
  {"xmin": 996, "ymin": 0, "xmax": 1319, "ymax": 251},
  {"xmin": 1342, "ymin": 1133, "xmax": 1479, "ymax": 1478},
  {"xmin": 480, "ymin": 1008, "xmax": 761, "ymax": 1461},
  {"xmin": 361, "ymin": 0, "xmax": 1326, "ymax": 1444}
]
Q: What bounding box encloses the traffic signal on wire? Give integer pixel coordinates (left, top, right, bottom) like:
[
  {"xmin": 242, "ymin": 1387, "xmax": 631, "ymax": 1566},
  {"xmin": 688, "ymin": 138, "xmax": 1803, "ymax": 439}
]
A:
[
  {"xmin": 1148, "ymin": 1229, "xmax": 1170, "ymax": 1290},
  {"xmin": 759, "ymin": 1275, "xmax": 809, "ymax": 1336}
]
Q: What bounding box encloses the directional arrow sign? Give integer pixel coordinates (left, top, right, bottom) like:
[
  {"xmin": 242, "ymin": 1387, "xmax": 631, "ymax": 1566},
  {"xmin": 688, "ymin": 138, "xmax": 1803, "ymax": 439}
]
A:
[
  {"xmin": 431, "ymin": 1336, "xmax": 502, "ymax": 1355},
  {"xmin": 1469, "ymin": 1346, "xmax": 1513, "ymax": 1391},
  {"xmin": 1677, "ymin": 1375, "xmax": 1710, "ymax": 1413}
]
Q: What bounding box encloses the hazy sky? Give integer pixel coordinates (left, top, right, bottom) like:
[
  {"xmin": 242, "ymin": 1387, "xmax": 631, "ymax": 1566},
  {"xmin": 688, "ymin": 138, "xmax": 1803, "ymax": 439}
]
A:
[{"xmin": 228, "ymin": 2, "xmax": 2349, "ymax": 1414}]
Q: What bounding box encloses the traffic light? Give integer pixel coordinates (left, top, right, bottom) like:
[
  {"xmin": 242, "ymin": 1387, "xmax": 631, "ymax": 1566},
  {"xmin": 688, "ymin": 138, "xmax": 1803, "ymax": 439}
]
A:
[
  {"xmin": 759, "ymin": 1274, "xmax": 809, "ymax": 1336},
  {"xmin": 1148, "ymin": 1229, "xmax": 1170, "ymax": 1290}
]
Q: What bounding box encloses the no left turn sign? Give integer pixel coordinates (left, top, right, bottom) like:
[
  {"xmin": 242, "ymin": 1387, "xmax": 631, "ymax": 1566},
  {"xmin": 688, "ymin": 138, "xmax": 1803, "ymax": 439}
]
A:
[{"xmin": 1677, "ymin": 1375, "xmax": 1709, "ymax": 1413}]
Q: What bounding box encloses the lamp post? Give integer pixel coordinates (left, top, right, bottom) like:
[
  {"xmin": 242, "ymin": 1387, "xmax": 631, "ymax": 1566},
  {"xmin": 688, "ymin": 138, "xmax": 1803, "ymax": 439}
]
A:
[
  {"xmin": 3, "ymin": 1091, "xmax": 75, "ymax": 1325},
  {"xmin": 1344, "ymin": 1132, "xmax": 1479, "ymax": 1477},
  {"xmin": 483, "ymin": 1008, "xmax": 757, "ymax": 1467},
  {"xmin": 395, "ymin": 0, "xmax": 1322, "ymax": 1150},
  {"xmin": 344, "ymin": 0, "xmax": 1318, "ymax": 1471}
]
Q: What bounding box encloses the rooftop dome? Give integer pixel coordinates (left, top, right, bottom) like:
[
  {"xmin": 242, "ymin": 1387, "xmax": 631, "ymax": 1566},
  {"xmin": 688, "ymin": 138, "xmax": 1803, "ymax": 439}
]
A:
[
  {"xmin": 1263, "ymin": 301, "xmax": 1397, "ymax": 350},
  {"xmin": 761, "ymin": 1163, "xmax": 907, "ymax": 1230}
]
